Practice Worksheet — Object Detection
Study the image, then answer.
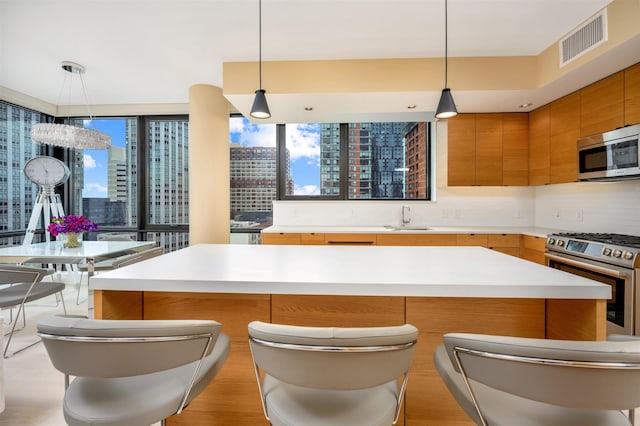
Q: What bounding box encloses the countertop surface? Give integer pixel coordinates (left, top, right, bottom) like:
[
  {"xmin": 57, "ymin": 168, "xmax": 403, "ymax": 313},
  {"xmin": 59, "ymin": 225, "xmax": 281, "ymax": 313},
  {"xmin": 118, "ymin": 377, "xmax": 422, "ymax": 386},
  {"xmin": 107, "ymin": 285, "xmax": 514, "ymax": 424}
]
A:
[
  {"xmin": 91, "ymin": 243, "xmax": 609, "ymax": 299},
  {"xmin": 261, "ymin": 225, "xmax": 564, "ymax": 238}
]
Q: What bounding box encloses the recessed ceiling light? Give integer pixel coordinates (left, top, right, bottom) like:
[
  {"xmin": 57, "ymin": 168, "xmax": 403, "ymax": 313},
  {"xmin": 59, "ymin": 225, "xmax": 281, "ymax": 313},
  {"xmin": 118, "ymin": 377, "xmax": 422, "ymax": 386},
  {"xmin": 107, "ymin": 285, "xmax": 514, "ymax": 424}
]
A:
[
  {"xmin": 407, "ymin": 104, "xmax": 417, "ymax": 109},
  {"xmin": 519, "ymin": 103, "xmax": 533, "ymax": 108},
  {"xmin": 304, "ymin": 106, "xmax": 313, "ymax": 111}
]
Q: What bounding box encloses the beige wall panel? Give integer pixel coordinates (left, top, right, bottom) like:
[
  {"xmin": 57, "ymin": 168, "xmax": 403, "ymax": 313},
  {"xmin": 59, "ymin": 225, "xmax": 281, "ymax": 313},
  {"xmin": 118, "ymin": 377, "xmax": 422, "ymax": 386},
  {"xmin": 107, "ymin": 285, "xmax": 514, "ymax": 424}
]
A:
[{"xmin": 189, "ymin": 85, "xmax": 230, "ymax": 244}]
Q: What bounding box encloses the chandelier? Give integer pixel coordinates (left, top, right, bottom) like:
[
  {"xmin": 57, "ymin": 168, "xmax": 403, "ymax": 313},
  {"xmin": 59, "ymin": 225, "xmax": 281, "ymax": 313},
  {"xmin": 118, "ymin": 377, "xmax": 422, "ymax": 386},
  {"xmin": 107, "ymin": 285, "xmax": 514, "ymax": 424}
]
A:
[{"xmin": 30, "ymin": 62, "xmax": 111, "ymax": 150}]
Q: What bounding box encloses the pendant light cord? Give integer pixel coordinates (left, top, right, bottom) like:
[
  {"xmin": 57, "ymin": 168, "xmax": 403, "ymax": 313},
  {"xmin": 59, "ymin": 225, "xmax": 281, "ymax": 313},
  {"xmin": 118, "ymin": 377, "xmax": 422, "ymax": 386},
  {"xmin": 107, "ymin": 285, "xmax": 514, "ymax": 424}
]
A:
[
  {"xmin": 258, "ymin": 0, "xmax": 263, "ymax": 90},
  {"xmin": 444, "ymin": 0, "xmax": 448, "ymax": 88}
]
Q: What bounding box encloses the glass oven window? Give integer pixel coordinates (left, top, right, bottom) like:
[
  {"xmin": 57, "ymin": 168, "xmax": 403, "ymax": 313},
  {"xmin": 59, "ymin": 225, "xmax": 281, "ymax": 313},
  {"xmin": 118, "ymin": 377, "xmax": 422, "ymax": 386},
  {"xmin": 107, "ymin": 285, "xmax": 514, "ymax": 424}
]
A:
[{"xmin": 553, "ymin": 262, "xmax": 625, "ymax": 327}]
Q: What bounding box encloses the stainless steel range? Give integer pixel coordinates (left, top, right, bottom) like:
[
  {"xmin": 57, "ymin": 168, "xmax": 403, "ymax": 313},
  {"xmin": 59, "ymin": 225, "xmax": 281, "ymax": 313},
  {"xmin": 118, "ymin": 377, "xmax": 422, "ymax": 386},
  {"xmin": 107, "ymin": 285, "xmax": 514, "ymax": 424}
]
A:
[{"xmin": 545, "ymin": 233, "xmax": 640, "ymax": 336}]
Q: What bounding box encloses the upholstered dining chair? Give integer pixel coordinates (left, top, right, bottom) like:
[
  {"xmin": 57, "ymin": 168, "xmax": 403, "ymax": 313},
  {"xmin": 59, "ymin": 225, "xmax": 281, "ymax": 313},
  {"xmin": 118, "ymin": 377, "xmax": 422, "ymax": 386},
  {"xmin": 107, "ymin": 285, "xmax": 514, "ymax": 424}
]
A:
[
  {"xmin": 0, "ymin": 264, "xmax": 66, "ymax": 358},
  {"xmin": 37, "ymin": 315, "xmax": 230, "ymax": 426},
  {"xmin": 434, "ymin": 332, "xmax": 640, "ymax": 426},
  {"xmin": 248, "ymin": 321, "xmax": 418, "ymax": 426}
]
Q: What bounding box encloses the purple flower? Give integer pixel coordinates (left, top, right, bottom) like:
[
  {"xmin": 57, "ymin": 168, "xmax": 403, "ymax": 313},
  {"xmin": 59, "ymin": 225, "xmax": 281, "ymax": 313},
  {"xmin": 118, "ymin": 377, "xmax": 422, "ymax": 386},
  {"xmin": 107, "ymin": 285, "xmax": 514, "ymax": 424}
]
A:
[{"xmin": 47, "ymin": 215, "xmax": 98, "ymax": 237}]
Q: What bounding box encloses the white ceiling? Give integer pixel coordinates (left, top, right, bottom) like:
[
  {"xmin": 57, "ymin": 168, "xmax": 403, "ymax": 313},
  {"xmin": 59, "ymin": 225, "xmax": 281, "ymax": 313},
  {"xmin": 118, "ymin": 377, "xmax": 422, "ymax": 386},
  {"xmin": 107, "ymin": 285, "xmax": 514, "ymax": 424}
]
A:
[{"xmin": 0, "ymin": 0, "xmax": 623, "ymax": 121}]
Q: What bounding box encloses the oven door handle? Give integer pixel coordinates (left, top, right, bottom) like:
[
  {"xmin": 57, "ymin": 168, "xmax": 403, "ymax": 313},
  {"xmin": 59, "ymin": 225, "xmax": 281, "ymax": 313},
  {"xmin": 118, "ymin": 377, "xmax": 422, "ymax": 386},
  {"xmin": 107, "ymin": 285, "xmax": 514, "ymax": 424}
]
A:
[{"xmin": 545, "ymin": 253, "xmax": 630, "ymax": 278}]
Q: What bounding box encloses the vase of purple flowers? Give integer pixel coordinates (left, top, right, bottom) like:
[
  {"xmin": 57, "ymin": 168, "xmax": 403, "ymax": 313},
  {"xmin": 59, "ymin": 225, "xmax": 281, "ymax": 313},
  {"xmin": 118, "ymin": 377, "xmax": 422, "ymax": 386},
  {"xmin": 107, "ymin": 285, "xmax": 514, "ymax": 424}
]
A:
[{"xmin": 47, "ymin": 215, "xmax": 98, "ymax": 248}]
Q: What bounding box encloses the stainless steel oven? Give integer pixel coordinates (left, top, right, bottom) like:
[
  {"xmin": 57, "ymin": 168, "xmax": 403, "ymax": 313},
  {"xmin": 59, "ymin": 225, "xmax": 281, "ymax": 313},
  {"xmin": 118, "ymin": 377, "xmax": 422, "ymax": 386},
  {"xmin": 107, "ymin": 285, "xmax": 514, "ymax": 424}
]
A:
[{"xmin": 545, "ymin": 233, "xmax": 640, "ymax": 336}]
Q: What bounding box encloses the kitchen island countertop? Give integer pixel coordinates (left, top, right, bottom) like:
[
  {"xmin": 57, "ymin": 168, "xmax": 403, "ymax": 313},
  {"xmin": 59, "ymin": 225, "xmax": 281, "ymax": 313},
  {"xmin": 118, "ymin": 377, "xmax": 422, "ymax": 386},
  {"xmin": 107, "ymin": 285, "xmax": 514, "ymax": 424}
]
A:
[{"xmin": 90, "ymin": 243, "xmax": 609, "ymax": 299}]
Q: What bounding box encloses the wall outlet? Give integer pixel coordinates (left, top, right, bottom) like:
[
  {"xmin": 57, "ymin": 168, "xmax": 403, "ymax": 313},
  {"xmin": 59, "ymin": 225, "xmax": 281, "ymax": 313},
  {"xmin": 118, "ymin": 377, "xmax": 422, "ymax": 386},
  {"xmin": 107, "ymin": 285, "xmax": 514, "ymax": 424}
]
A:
[{"xmin": 577, "ymin": 209, "xmax": 584, "ymax": 222}]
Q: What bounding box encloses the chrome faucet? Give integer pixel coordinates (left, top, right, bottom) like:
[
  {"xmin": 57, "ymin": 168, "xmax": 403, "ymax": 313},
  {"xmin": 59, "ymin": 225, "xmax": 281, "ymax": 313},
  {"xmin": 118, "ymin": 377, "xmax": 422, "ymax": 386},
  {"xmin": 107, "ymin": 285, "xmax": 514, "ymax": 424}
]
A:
[{"xmin": 402, "ymin": 205, "xmax": 411, "ymax": 225}]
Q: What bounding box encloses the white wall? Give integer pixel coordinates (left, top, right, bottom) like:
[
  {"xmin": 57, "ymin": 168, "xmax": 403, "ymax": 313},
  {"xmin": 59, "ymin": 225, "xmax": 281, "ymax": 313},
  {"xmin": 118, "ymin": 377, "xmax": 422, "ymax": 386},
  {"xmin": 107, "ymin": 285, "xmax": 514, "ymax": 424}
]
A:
[
  {"xmin": 273, "ymin": 120, "xmax": 640, "ymax": 235},
  {"xmin": 535, "ymin": 180, "xmax": 640, "ymax": 234}
]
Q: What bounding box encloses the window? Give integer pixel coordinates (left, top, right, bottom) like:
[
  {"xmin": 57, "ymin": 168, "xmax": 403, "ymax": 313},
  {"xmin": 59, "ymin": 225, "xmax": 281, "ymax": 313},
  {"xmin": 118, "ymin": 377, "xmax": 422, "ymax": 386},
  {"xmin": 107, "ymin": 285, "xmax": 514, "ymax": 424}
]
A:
[
  {"xmin": 75, "ymin": 118, "xmax": 138, "ymax": 227},
  {"xmin": 278, "ymin": 121, "xmax": 432, "ymax": 200},
  {"xmin": 229, "ymin": 116, "xmax": 276, "ymax": 231}
]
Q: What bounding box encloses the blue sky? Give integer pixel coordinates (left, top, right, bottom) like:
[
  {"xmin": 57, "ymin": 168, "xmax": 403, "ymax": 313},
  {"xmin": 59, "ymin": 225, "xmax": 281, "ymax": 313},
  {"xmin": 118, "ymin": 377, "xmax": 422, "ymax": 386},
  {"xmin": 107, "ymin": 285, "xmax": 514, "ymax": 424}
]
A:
[
  {"xmin": 82, "ymin": 119, "xmax": 126, "ymax": 198},
  {"xmin": 82, "ymin": 117, "xmax": 321, "ymax": 198},
  {"xmin": 230, "ymin": 117, "xmax": 321, "ymax": 195}
]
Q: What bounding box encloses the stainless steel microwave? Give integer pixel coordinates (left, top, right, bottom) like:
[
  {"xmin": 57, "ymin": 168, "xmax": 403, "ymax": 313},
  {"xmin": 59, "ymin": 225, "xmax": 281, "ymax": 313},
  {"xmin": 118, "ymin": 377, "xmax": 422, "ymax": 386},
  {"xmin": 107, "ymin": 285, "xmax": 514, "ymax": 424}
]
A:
[{"xmin": 578, "ymin": 124, "xmax": 640, "ymax": 181}]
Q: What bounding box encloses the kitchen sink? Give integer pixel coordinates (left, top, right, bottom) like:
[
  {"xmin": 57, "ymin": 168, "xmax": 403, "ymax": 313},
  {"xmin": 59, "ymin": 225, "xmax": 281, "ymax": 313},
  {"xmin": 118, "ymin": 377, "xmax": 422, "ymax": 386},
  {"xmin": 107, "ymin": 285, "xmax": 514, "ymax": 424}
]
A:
[{"xmin": 384, "ymin": 225, "xmax": 432, "ymax": 231}]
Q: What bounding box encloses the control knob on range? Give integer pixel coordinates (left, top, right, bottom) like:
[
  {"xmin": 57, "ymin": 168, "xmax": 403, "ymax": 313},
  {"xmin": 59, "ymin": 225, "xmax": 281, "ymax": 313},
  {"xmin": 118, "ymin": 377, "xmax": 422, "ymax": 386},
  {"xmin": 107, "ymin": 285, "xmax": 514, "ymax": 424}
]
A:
[
  {"xmin": 612, "ymin": 249, "xmax": 622, "ymax": 258},
  {"xmin": 556, "ymin": 240, "xmax": 565, "ymax": 247},
  {"xmin": 548, "ymin": 238, "xmax": 556, "ymax": 245},
  {"xmin": 622, "ymin": 251, "xmax": 634, "ymax": 260},
  {"xmin": 602, "ymin": 248, "xmax": 612, "ymax": 256}
]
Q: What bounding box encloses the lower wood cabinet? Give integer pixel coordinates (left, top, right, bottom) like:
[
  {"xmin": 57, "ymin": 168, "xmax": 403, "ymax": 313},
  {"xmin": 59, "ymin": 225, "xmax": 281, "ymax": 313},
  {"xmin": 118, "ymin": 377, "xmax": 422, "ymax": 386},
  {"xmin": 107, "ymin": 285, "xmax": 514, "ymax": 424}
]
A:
[
  {"xmin": 95, "ymin": 290, "xmax": 604, "ymax": 426},
  {"xmin": 263, "ymin": 232, "xmax": 528, "ymax": 261},
  {"xmin": 521, "ymin": 235, "xmax": 547, "ymax": 265}
]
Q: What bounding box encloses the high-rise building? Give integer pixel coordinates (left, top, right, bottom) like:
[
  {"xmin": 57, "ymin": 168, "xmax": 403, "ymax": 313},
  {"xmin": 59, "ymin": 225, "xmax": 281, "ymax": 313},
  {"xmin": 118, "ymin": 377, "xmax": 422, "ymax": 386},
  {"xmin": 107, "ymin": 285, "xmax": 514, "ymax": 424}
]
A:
[
  {"xmin": 108, "ymin": 146, "xmax": 127, "ymax": 202},
  {"xmin": 322, "ymin": 122, "xmax": 414, "ymax": 199},
  {"xmin": 0, "ymin": 103, "xmax": 44, "ymax": 242},
  {"xmin": 146, "ymin": 120, "xmax": 188, "ymax": 225},
  {"xmin": 405, "ymin": 122, "xmax": 429, "ymax": 199},
  {"xmin": 231, "ymin": 144, "xmax": 275, "ymax": 215},
  {"xmin": 320, "ymin": 123, "xmax": 341, "ymax": 196}
]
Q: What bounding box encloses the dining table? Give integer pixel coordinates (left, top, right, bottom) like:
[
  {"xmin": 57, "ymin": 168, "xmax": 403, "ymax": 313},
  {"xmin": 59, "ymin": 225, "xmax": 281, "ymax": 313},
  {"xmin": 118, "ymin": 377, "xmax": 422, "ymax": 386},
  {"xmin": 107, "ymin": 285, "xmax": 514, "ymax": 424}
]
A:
[{"xmin": 0, "ymin": 240, "xmax": 155, "ymax": 275}]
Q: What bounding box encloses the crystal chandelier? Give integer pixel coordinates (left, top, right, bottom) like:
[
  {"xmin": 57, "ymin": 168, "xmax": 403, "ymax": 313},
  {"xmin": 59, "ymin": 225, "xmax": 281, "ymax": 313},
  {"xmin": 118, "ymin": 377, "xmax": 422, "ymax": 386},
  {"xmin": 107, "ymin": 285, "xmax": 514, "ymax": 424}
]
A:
[{"xmin": 30, "ymin": 62, "xmax": 111, "ymax": 150}]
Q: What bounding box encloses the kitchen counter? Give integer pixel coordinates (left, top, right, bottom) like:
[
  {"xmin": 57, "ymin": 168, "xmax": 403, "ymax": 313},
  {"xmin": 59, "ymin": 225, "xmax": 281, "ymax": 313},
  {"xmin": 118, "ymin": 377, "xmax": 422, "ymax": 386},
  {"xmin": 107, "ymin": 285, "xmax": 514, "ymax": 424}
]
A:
[
  {"xmin": 91, "ymin": 243, "xmax": 608, "ymax": 426},
  {"xmin": 261, "ymin": 225, "xmax": 564, "ymax": 238},
  {"xmin": 90, "ymin": 244, "xmax": 608, "ymax": 299}
]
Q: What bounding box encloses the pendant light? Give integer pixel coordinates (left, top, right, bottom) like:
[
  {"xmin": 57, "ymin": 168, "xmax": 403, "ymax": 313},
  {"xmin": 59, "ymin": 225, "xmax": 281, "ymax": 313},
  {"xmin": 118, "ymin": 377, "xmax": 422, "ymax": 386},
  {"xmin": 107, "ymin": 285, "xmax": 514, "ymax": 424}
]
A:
[
  {"xmin": 250, "ymin": 0, "xmax": 271, "ymax": 119},
  {"xmin": 31, "ymin": 62, "xmax": 111, "ymax": 149},
  {"xmin": 435, "ymin": 0, "xmax": 458, "ymax": 119}
]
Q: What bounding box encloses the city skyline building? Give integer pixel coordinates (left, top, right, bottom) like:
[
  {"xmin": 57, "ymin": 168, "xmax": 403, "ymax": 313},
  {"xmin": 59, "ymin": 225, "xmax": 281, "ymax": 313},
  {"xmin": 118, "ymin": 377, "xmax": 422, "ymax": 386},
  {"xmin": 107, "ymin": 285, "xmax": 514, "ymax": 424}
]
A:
[{"xmin": 0, "ymin": 103, "xmax": 44, "ymax": 244}]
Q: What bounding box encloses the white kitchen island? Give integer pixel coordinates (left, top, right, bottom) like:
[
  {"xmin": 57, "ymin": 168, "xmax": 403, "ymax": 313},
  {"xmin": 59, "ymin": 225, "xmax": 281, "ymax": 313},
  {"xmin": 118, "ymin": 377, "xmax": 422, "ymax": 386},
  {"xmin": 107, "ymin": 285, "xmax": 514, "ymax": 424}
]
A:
[{"xmin": 91, "ymin": 244, "xmax": 610, "ymax": 426}]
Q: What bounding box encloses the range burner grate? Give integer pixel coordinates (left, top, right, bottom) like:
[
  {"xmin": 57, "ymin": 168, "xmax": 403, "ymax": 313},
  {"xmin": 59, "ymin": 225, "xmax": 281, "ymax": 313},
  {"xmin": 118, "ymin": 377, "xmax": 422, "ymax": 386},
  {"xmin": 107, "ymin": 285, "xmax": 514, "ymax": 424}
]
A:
[{"xmin": 556, "ymin": 233, "xmax": 640, "ymax": 247}]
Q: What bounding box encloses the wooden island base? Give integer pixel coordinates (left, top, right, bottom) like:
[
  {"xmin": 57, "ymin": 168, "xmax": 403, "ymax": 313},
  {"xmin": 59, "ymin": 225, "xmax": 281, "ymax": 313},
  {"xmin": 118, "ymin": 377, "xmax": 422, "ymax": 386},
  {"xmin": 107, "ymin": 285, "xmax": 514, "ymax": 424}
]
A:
[{"xmin": 94, "ymin": 290, "xmax": 605, "ymax": 426}]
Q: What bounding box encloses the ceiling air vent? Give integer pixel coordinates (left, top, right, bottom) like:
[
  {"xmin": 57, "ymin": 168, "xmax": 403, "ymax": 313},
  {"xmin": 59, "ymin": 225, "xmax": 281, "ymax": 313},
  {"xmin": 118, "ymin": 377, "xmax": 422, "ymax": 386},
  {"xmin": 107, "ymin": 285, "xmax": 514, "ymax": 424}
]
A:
[{"xmin": 559, "ymin": 9, "xmax": 607, "ymax": 67}]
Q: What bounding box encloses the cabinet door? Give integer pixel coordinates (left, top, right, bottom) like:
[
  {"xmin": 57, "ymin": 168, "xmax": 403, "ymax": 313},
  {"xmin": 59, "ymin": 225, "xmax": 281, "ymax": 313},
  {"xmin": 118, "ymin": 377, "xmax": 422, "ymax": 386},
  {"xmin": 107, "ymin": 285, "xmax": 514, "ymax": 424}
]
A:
[
  {"xmin": 475, "ymin": 114, "xmax": 503, "ymax": 186},
  {"xmin": 503, "ymin": 113, "xmax": 529, "ymax": 186},
  {"xmin": 529, "ymin": 105, "xmax": 550, "ymax": 186},
  {"xmin": 550, "ymin": 92, "xmax": 580, "ymax": 184},
  {"xmin": 447, "ymin": 114, "xmax": 476, "ymax": 186},
  {"xmin": 625, "ymin": 63, "xmax": 640, "ymax": 125},
  {"xmin": 581, "ymin": 71, "xmax": 624, "ymax": 137}
]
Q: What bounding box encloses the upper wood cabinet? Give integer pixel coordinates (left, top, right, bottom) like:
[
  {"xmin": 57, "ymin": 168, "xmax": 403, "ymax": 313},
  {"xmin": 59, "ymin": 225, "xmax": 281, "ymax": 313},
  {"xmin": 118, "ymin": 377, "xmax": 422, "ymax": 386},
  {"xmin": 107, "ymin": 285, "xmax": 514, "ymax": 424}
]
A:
[
  {"xmin": 448, "ymin": 113, "xmax": 528, "ymax": 186},
  {"xmin": 475, "ymin": 114, "xmax": 503, "ymax": 186},
  {"xmin": 528, "ymin": 105, "xmax": 550, "ymax": 186},
  {"xmin": 580, "ymin": 71, "xmax": 625, "ymax": 137},
  {"xmin": 549, "ymin": 92, "xmax": 580, "ymax": 184},
  {"xmin": 625, "ymin": 63, "xmax": 640, "ymax": 125},
  {"xmin": 447, "ymin": 114, "xmax": 476, "ymax": 186},
  {"xmin": 503, "ymin": 113, "xmax": 530, "ymax": 186}
]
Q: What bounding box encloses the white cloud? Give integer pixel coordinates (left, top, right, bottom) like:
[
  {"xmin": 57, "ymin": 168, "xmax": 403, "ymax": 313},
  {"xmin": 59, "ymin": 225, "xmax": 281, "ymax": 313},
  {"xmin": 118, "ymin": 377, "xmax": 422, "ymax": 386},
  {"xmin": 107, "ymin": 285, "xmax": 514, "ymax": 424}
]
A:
[
  {"xmin": 294, "ymin": 184, "xmax": 320, "ymax": 196},
  {"xmin": 84, "ymin": 154, "xmax": 98, "ymax": 169},
  {"xmin": 229, "ymin": 117, "xmax": 276, "ymax": 148},
  {"xmin": 84, "ymin": 183, "xmax": 108, "ymax": 194},
  {"xmin": 285, "ymin": 123, "xmax": 320, "ymax": 161}
]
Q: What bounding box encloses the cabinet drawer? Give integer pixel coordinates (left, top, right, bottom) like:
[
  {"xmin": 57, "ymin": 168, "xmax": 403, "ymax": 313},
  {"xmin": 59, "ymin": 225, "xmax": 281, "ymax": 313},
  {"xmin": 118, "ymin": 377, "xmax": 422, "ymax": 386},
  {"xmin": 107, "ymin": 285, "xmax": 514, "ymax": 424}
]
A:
[
  {"xmin": 324, "ymin": 233, "xmax": 377, "ymax": 245},
  {"xmin": 377, "ymin": 234, "xmax": 457, "ymax": 246},
  {"xmin": 456, "ymin": 234, "xmax": 488, "ymax": 246},
  {"xmin": 300, "ymin": 233, "xmax": 325, "ymax": 245},
  {"xmin": 261, "ymin": 233, "xmax": 301, "ymax": 245},
  {"xmin": 522, "ymin": 235, "xmax": 546, "ymax": 251},
  {"xmin": 487, "ymin": 234, "xmax": 521, "ymax": 248}
]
